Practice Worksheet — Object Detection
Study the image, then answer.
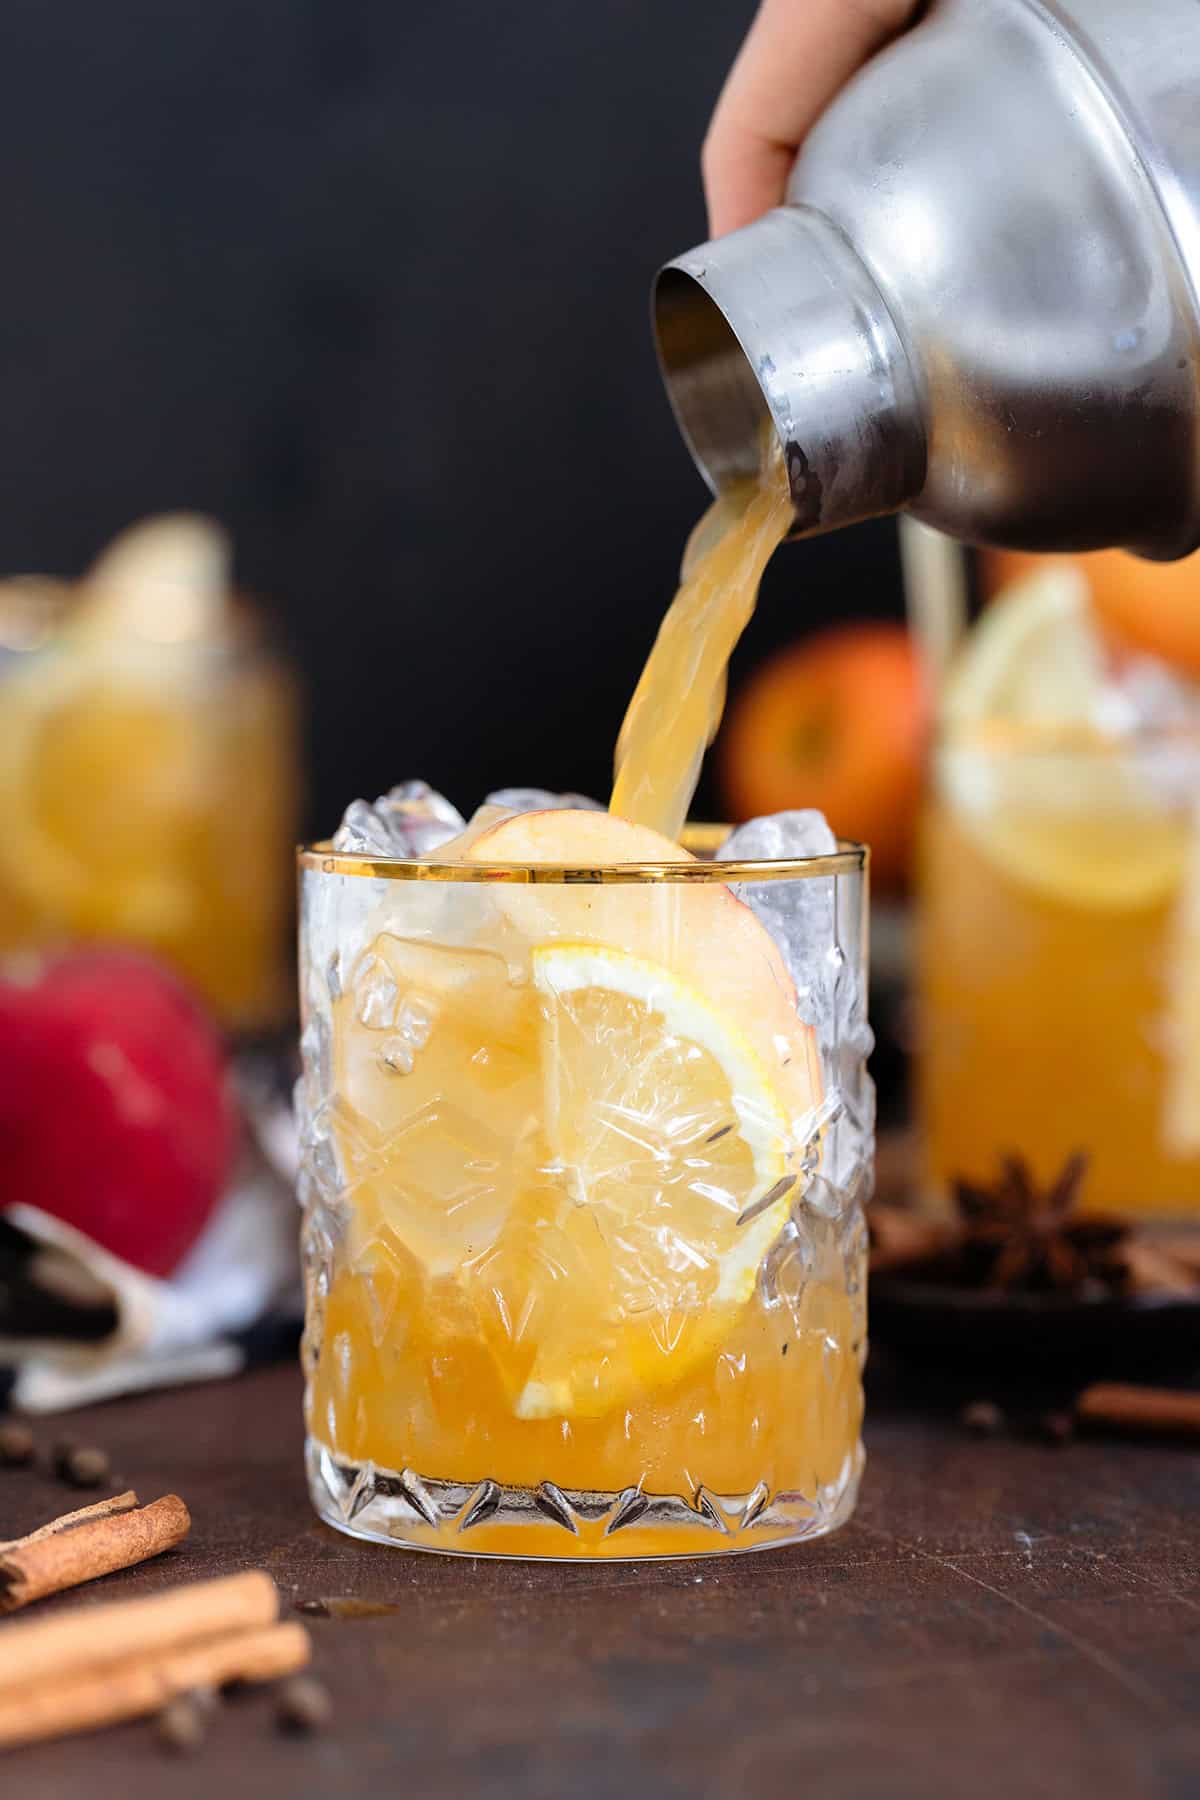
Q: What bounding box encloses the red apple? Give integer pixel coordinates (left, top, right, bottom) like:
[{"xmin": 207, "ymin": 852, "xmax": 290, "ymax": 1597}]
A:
[{"xmin": 0, "ymin": 949, "xmax": 238, "ymax": 1277}]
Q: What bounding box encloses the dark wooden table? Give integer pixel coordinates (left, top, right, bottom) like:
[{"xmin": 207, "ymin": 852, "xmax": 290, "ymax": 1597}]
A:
[{"xmin": 4, "ymin": 1358, "xmax": 1198, "ymax": 1800}]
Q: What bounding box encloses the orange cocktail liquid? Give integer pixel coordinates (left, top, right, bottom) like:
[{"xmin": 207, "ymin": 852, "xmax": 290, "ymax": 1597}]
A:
[
  {"xmin": 917, "ymin": 775, "xmax": 1200, "ymax": 1218},
  {"xmin": 307, "ymin": 441, "xmax": 867, "ymax": 1556},
  {"xmin": 307, "ymin": 912, "xmax": 863, "ymax": 1556},
  {"xmin": 610, "ymin": 455, "xmax": 793, "ymax": 839},
  {"xmin": 312, "ymin": 1235, "xmax": 861, "ymax": 1559}
]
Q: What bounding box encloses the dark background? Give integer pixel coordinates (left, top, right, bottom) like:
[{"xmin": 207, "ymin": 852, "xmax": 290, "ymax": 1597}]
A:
[{"xmin": 0, "ymin": 0, "xmax": 903, "ymax": 837}]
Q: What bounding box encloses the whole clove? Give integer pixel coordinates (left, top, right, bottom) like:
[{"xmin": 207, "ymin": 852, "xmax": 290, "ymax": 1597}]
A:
[
  {"xmin": 960, "ymin": 1399, "xmax": 1006, "ymax": 1437},
  {"xmin": 1035, "ymin": 1409, "xmax": 1075, "ymax": 1446},
  {"xmin": 276, "ymin": 1674, "xmax": 333, "ymax": 1735},
  {"xmin": 156, "ymin": 1692, "xmax": 208, "ymax": 1755},
  {"xmin": 53, "ymin": 1444, "xmax": 111, "ymax": 1490},
  {"xmin": 0, "ymin": 1422, "xmax": 35, "ymax": 1468}
]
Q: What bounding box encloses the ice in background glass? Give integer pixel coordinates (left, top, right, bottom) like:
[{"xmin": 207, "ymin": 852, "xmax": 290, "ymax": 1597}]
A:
[
  {"xmin": 910, "ymin": 551, "xmax": 1200, "ymax": 1218},
  {"xmin": 297, "ymin": 811, "xmax": 871, "ymax": 1558},
  {"xmin": 0, "ymin": 519, "xmax": 299, "ymax": 1031}
]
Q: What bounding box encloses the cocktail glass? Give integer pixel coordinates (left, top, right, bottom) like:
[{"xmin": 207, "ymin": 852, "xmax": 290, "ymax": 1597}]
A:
[
  {"xmin": 0, "ymin": 578, "xmax": 298, "ymax": 1031},
  {"xmin": 917, "ymin": 727, "xmax": 1200, "ymax": 1216},
  {"xmin": 297, "ymin": 826, "xmax": 871, "ymax": 1559}
]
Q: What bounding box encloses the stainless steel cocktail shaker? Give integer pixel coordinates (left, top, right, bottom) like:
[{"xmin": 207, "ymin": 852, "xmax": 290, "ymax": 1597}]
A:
[{"xmin": 654, "ymin": 0, "xmax": 1200, "ymax": 558}]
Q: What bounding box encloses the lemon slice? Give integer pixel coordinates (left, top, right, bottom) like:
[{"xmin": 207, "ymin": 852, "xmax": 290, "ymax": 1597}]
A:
[
  {"xmin": 465, "ymin": 942, "xmax": 801, "ymax": 1421},
  {"xmin": 462, "ymin": 806, "xmax": 824, "ymax": 1136},
  {"xmin": 942, "ymin": 563, "xmax": 1101, "ymax": 730},
  {"xmin": 75, "ymin": 514, "xmax": 231, "ymax": 645},
  {"xmin": 939, "ymin": 565, "xmax": 1188, "ymax": 909}
]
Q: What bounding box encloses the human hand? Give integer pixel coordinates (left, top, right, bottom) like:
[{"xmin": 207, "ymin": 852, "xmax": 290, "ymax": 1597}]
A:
[{"xmin": 702, "ymin": 0, "xmax": 919, "ymax": 237}]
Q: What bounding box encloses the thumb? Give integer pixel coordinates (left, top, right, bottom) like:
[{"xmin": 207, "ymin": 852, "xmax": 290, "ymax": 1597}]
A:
[{"xmin": 702, "ymin": 0, "xmax": 919, "ymax": 238}]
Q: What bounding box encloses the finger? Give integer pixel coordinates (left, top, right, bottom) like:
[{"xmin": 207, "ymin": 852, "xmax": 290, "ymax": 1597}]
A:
[{"xmin": 702, "ymin": 0, "xmax": 918, "ymax": 237}]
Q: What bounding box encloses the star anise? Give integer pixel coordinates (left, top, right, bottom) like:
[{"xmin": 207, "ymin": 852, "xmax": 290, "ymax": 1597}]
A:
[{"xmin": 952, "ymin": 1152, "xmax": 1129, "ymax": 1294}]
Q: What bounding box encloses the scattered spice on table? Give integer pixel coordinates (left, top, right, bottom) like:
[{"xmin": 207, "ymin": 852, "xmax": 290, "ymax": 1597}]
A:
[
  {"xmin": 0, "ymin": 1424, "xmax": 34, "ymax": 1469},
  {"xmin": 960, "ymin": 1399, "xmax": 1006, "ymax": 1437},
  {"xmin": 0, "ymin": 1491, "xmax": 189, "ymax": 1614},
  {"xmin": 950, "ymin": 1153, "xmax": 1123, "ymax": 1292},
  {"xmin": 0, "ymin": 1567, "xmax": 311, "ymax": 1751},
  {"xmin": 868, "ymin": 1204, "xmax": 954, "ymax": 1275},
  {"xmin": 156, "ymin": 1692, "xmax": 208, "ymax": 1755},
  {"xmin": 1035, "ymin": 1409, "xmax": 1074, "ymax": 1446},
  {"xmin": 869, "ymin": 1152, "xmax": 1200, "ymax": 1300},
  {"xmin": 52, "ymin": 1443, "xmax": 112, "ymax": 1490},
  {"xmin": 294, "ymin": 1595, "xmax": 404, "ymax": 1621},
  {"xmin": 955, "ymin": 1383, "xmax": 1200, "ymax": 1446},
  {"xmin": 1076, "ymin": 1382, "xmax": 1200, "ymax": 1442},
  {"xmin": 276, "ymin": 1674, "xmax": 333, "ymax": 1735},
  {"xmin": 0, "ymin": 1568, "xmax": 274, "ymax": 1690}
]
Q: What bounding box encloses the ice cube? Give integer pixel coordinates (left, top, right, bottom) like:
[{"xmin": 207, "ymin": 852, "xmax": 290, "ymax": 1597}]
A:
[
  {"xmin": 352, "ymin": 952, "xmax": 399, "ymax": 1030},
  {"xmin": 1096, "ymin": 651, "xmax": 1200, "ymax": 738},
  {"xmin": 485, "ymin": 788, "xmax": 604, "ymax": 814},
  {"xmin": 1099, "ymin": 655, "xmax": 1200, "ymax": 812},
  {"xmin": 719, "ymin": 812, "xmax": 874, "ymax": 1194},
  {"xmin": 332, "ymin": 781, "xmax": 465, "ymax": 858},
  {"xmin": 719, "ymin": 808, "xmax": 871, "ymax": 1052},
  {"xmin": 718, "ymin": 813, "xmax": 839, "ymax": 1026},
  {"xmin": 329, "ymin": 799, "xmax": 390, "ymax": 857},
  {"xmin": 718, "ymin": 810, "xmax": 838, "ymax": 865}
]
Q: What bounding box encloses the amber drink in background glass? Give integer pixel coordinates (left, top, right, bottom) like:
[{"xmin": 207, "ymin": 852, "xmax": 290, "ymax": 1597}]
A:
[
  {"xmin": 911, "ymin": 553, "xmax": 1200, "ymax": 1220},
  {"xmin": 919, "ymin": 729, "xmax": 1200, "ymax": 1216},
  {"xmin": 297, "ymin": 822, "xmax": 872, "ymax": 1558},
  {"xmin": 0, "ymin": 518, "xmax": 300, "ymax": 1031}
]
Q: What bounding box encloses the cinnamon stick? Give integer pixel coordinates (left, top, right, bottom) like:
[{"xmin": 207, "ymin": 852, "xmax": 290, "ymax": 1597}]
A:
[
  {"xmin": 0, "ymin": 1495, "xmax": 190, "ymax": 1614},
  {"xmin": 868, "ymin": 1205, "xmax": 953, "ymax": 1274},
  {"xmin": 0, "ymin": 1621, "xmax": 311, "ymax": 1750},
  {"xmin": 0, "ymin": 1489, "xmax": 138, "ymax": 1554},
  {"xmin": 0, "ymin": 1570, "xmax": 278, "ymax": 1690},
  {"xmin": 1076, "ymin": 1382, "xmax": 1200, "ymax": 1441},
  {"xmin": 1144, "ymin": 1233, "xmax": 1200, "ymax": 1278},
  {"xmin": 1114, "ymin": 1240, "xmax": 1200, "ymax": 1296}
]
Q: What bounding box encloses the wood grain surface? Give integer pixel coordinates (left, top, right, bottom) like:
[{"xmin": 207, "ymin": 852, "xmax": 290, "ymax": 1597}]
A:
[{"xmin": 2, "ymin": 1358, "xmax": 1197, "ymax": 1799}]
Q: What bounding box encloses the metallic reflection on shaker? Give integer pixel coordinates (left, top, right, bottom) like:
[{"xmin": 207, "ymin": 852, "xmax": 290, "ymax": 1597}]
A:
[{"xmin": 654, "ymin": 0, "xmax": 1200, "ymax": 560}]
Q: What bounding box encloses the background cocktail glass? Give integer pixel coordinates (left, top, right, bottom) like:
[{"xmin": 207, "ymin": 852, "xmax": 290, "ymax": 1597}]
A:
[
  {"xmin": 0, "ymin": 576, "xmax": 299, "ymax": 1032},
  {"xmin": 917, "ymin": 726, "xmax": 1200, "ymax": 1217}
]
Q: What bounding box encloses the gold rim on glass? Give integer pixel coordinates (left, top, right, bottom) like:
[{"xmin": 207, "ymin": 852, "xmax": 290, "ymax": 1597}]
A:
[{"xmin": 297, "ymin": 824, "xmax": 867, "ymax": 886}]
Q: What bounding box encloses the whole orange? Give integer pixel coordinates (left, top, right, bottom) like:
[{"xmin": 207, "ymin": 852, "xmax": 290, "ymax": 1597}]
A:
[
  {"xmin": 981, "ymin": 546, "xmax": 1200, "ymax": 677},
  {"xmin": 718, "ymin": 622, "xmax": 928, "ymax": 889}
]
